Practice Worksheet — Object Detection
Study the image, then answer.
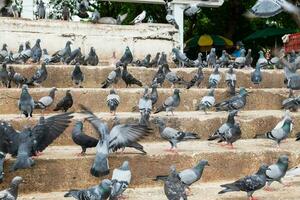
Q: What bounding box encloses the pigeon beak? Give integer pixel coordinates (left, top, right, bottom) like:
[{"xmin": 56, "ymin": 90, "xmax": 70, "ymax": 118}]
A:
[{"xmin": 206, "ymin": 163, "xmax": 210, "ymax": 166}]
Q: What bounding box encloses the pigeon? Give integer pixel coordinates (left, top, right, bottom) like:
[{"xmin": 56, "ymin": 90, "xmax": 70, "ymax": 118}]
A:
[
  {"xmin": 234, "ymin": 49, "xmax": 246, "ymax": 68},
  {"xmin": 0, "ymin": 63, "xmax": 9, "ymax": 88},
  {"xmin": 7, "ymin": 66, "xmax": 27, "ymax": 88},
  {"xmin": 91, "ymin": 10, "xmax": 100, "ymax": 23},
  {"xmin": 53, "ymin": 90, "xmax": 73, "ymax": 112},
  {"xmin": 65, "ymin": 48, "xmax": 82, "ymax": 65},
  {"xmin": 208, "ymin": 109, "xmax": 238, "ymax": 138},
  {"xmin": 207, "ymin": 48, "xmax": 217, "ymax": 67},
  {"xmin": 51, "ymin": 41, "xmax": 72, "ymax": 63},
  {"xmin": 153, "ymin": 117, "xmax": 200, "ymax": 152},
  {"xmin": 164, "ymin": 165, "xmax": 187, "ymax": 200},
  {"xmin": 216, "ymin": 122, "xmax": 242, "ymax": 148},
  {"xmin": 71, "ymin": 63, "xmax": 84, "ymax": 88},
  {"xmin": 34, "ymin": 87, "xmax": 57, "ymax": 110},
  {"xmin": 152, "ymin": 65, "xmax": 165, "ymax": 87},
  {"xmin": 18, "ymin": 85, "xmax": 34, "ymax": 118},
  {"xmin": 72, "ymin": 121, "xmax": 98, "ymax": 156},
  {"xmin": 218, "ymin": 164, "xmax": 269, "ymax": 200},
  {"xmin": 149, "ymin": 52, "xmax": 160, "ymax": 67},
  {"xmin": 225, "ymin": 65, "xmax": 237, "ymax": 96},
  {"xmin": 19, "ymin": 41, "xmax": 32, "ymax": 63},
  {"xmin": 131, "ymin": 10, "xmax": 146, "ymax": 24},
  {"xmin": 81, "ymin": 105, "xmax": 151, "ymax": 156},
  {"xmin": 282, "ymin": 89, "xmax": 300, "ymax": 111},
  {"xmin": 101, "ymin": 66, "xmax": 122, "ymax": 88},
  {"xmin": 150, "ymin": 83, "xmax": 159, "ymax": 106},
  {"xmin": 208, "ymin": 65, "xmax": 221, "ymax": 89},
  {"xmin": 163, "ymin": 64, "xmax": 187, "ymax": 88},
  {"xmin": 138, "ymin": 87, "xmax": 152, "ymax": 126},
  {"xmin": 110, "ymin": 161, "xmax": 131, "ymax": 200},
  {"xmin": 0, "ymin": 176, "xmax": 23, "ymax": 200},
  {"xmin": 166, "ymin": 8, "xmax": 179, "ymax": 29},
  {"xmin": 106, "ymin": 89, "xmax": 120, "ymax": 115},
  {"xmin": 41, "ymin": 49, "xmax": 51, "ymax": 64},
  {"xmin": 248, "ymin": 0, "xmax": 300, "ymax": 20},
  {"xmin": 134, "ymin": 54, "xmax": 151, "ymax": 67},
  {"xmin": 245, "ymin": 49, "xmax": 253, "ymax": 68},
  {"xmin": 62, "ymin": 5, "xmax": 70, "ymax": 21},
  {"xmin": 11, "ymin": 112, "xmax": 73, "ymax": 171},
  {"xmin": 184, "ymin": 3, "xmax": 201, "ymax": 16},
  {"xmin": 154, "ymin": 88, "xmax": 181, "ymax": 115},
  {"xmin": 158, "ymin": 52, "xmax": 168, "ymax": 66},
  {"xmin": 31, "ymin": 39, "xmax": 42, "ymax": 63},
  {"xmin": 196, "ymin": 89, "xmax": 215, "ymax": 113},
  {"xmin": 255, "ymin": 113, "xmax": 293, "ymax": 145},
  {"xmin": 251, "ymin": 63, "xmax": 263, "ymax": 85},
  {"xmin": 189, "ymin": 52, "xmax": 205, "ymax": 68},
  {"xmin": 26, "ymin": 62, "xmax": 48, "ymax": 87},
  {"xmin": 84, "ymin": 47, "xmax": 99, "ymax": 66},
  {"xmin": 64, "ymin": 179, "xmax": 112, "ymax": 200},
  {"xmin": 257, "ymin": 50, "xmax": 268, "ymax": 67},
  {"xmin": 172, "ymin": 48, "xmax": 190, "ymax": 66},
  {"xmin": 10, "ymin": 44, "xmax": 23, "ymax": 63},
  {"xmin": 121, "ymin": 63, "xmax": 143, "ymax": 87},
  {"xmin": 265, "ymin": 155, "xmax": 289, "ymax": 190},
  {"xmin": 37, "ymin": 0, "xmax": 46, "ymax": 19},
  {"xmin": 0, "ymin": 44, "xmax": 8, "ymax": 63},
  {"xmin": 215, "ymin": 88, "xmax": 250, "ymax": 111},
  {"xmin": 120, "ymin": 46, "xmax": 133, "ymax": 65},
  {"xmin": 156, "ymin": 160, "xmax": 209, "ymax": 191}
]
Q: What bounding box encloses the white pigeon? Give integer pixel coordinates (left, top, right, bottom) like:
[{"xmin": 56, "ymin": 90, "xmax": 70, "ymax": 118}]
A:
[
  {"xmin": 274, "ymin": 110, "xmax": 293, "ymax": 131},
  {"xmin": 184, "ymin": 3, "xmax": 201, "ymax": 16},
  {"xmin": 131, "ymin": 10, "xmax": 146, "ymax": 24}
]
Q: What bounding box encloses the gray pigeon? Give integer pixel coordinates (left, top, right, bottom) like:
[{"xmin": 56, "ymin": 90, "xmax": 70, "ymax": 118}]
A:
[
  {"xmin": 84, "ymin": 47, "xmax": 99, "ymax": 66},
  {"xmin": 184, "ymin": 3, "xmax": 201, "ymax": 16},
  {"xmin": 18, "ymin": 41, "xmax": 32, "ymax": 64},
  {"xmin": 150, "ymin": 83, "xmax": 159, "ymax": 106},
  {"xmin": 153, "ymin": 117, "xmax": 200, "ymax": 152},
  {"xmin": 257, "ymin": 50, "xmax": 268, "ymax": 67},
  {"xmin": 245, "ymin": 49, "xmax": 253, "ymax": 68},
  {"xmin": 156, "ymin": 160, "xmax": 209, "ymax": 191},
  {"xmin": 31, "ymin": 39, "xmax": 42, "ymax": 63},
  {"xmin": 120, "ymin": 46, "xmax": 133, "ymax": 64},
  {"xmin": 218, "ymin": 164, "xmax": 269, "ymax": 200},
  {"xmin": 149, "ymin": 52, "xmax": 160, "ymax": 67},
  {"xmin": 71, "ymin": 121, "xmax": 98, "ymax": 156},
  {"xmin": 41, "ymin": 49, "xmax": 51, "ymax": 64},
  {"xmin": 208, "ymin": 65, "xmax": 221, "ymax": 89},
  {"xmin": 134, "ymin": 54, "xmax": 151, "ymax": 67},
  {"xmin": 251, "ymin": 63, "xmax": 263, "ymax": 85},
  {"xmin": 131, "ymin": 10, "xmax": 146, "ymax": 24},
  {"xmin": 216, "ymin": 123, "xmax": 242, "ymax": 148},
  {"xmin": 26, "ymin": 62, "xmax": 48, "ymax": 87},
  {"xmin": 172, "ymin": 48, "xmax": 190, "ymax": 66},
  {"xmin": 154, "ymin": 88, "xmax": 181, "ymax": 115},
  {"xmin": 34, "ymin": 87, "xmax": 57, "ymax": 110},
  {"xmin": 37, "ymin": 0, "xmax": 46, "ymax": 19},
  {"xmin": 164, "ymin": 165, "xmax": 187, "ymax": 200},
  {"xmin": 189, "ymin": 52, "xmax": 205, "ymax": 68},
  {"xmin": 53, "ymin": 90, "xmax": 73, "ymax": 112},
  {"xmin": 65, "ymin": 48, "xmax": 82, "ymax": 65},
  {"xmin": 152, "ymin": 65, "xmax": 165, "ymax": 87},
  {"xmin": 218, "ymin": 50, "xmax": 229, "ymax": 68},
  {"xmin": 0, "ymin": 44, "xmax": 8, "ymax": 63},
  {"xmin": 282, "ymin": 89, "xmax": 300, "ymax": 112},
  {"xmin": 64, "ymin": 179, "xmax": 112, "ymax": 200},
  {"xmin": 138, "ymin": 87, "xmax": 152, "ymax": 126},
  {"xmin": 7, "ymin": 66, "xmax": 27, "ymax": 88},
  {"xmin": 51, "ymin": 41, "xmax": 72, "ymax": 63},
  {"xmin": 215, "ymin": 88, "xmax": 249, "ymax": 111},
  {"xmin": 166, "ymin": 8, "xmax": 179, "ymax": 29},
  {"xmin": 106, "ymin": 89, "xmax": 120, "ymax": 115},
  {"xmin": 234, "ymin": 49, "xmax": 246, "ymax": 68},
  {"xmin": 0, "ymin": 176, "xmax": 23, "ymax": 200},
  {"xmin": 101, "ymin": 66, "xmax": 122, "ymax": 88},
  {"xmin": 158, "ymin": 52, "xmax": 168, "ymax": 66},
  {"xmin": 71, "ymin": 63, "xmax": 84, "ymax": 88},
  {"xmin": 196, "ymin": 89, "xmax": 215, "ymax": 113},
  {"xmin": 18, "ymin": 85, "xmax": 34, "ymax": 118},
  {"xmin": 110, "ymin": 161, "xmax": 131, "ymax": 200},
  {"xmin": 265, "ymin": 155, "xmax": 289, "ymax": 191},
  {"xmin": 207, "ymin": 48, "xmax": 216, "ymax": 67},
  {"xmin": 163, "ymin": 64, "xmax": 187, "ymax": 88},
  {"xmin": 208, "ymin": 110, "xmax": 239, "ymax": 142},
  {"xmin": 225, "ymin": 65, "xmax": 236, "ymax": 96},
  {"xmin": 91, "ymin": 10, "xmax": 100, "ymax": 23},
  {"xmin": 0, "ymin": 63, "xmax": 9, "ymax": 88}
]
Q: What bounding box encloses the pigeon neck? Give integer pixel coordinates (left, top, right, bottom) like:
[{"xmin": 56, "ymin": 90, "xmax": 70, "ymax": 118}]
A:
[
  {"xmin": 49, "ymin": 90, "xmax": 56, "ymax": 99},
  {"xmin": 277, "ymin": 161, "xmax": 288, "ymax": 172},
  {"xmin": 282, "ymin": 121, "xmax": 291, "ymax": 131},
  {"xmin": 227, "ymin": 114, "xmax": 235, "ymax": 124},
  {"xmin": 157, "ymin": 122, "xmax": 166, "ymax": 133}
]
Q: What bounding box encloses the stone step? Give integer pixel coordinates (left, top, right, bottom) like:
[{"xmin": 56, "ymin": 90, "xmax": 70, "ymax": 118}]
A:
[
  {"xmin": 19, "ymin": 177, "xmax": 300, "ymax": 200},
  {"xmin": 2, "ymin": 110, "xmax": 300, "ymax": 146},
  {"xmin": 7, "ymin": 65, "xmax": 286, "ymax": 88},
  {"xmin": 0, "ymin": 88, "xmax": 294, "ymax": 114},
  {"xmin": 1, "ymin": 139, "xmax": 300, "ymax": 194}
]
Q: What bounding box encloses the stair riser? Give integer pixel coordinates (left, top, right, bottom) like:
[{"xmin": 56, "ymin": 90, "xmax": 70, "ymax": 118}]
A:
[
  {"xmin": 0, "ymin": 89, "xmax": 292, "ymax": 114},
  {"xmin": 7, "ymin": 65, "xmax": 286, "ymax": 88}
]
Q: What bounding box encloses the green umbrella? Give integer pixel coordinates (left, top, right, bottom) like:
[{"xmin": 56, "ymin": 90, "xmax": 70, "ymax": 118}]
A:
[{"xmin": 244, "ymin": 27, "xmax": 297, "ymax": 41}]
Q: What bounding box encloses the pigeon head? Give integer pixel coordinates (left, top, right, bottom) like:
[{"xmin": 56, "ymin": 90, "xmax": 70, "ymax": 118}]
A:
[
  {"xmin": 109, "ymin": 89, "xmax": 116, "ymax": 95},
  {"xmin": 197, "ymin": 160, "xmax": 210, "ymax": 168},
  {"xmin": 101, "ymin": 179, "xmax": 112, "ymax": 190},
  {"xmin": 120, "ymin": 160, "xmax": 130, "ymax": 170},
  {"xmin": 39, "ymin": 116, "xmax": 45, "ymax": 124},
  {"xmin": 257, "ymin": 164, "xmax": 270, "ymax": 175},
  {"xmin": 2, "ymin": 44, "xmax": 7, "ymax": 50},
  {"xmin": 66, "ymin": 41, "xmax": 72, "ymax": 47},
  {"xmin": 248, "ymin": 49, "xmax": 252, "ymax": 53},
  {"xmin": 169, "ymin": 165, "xmax": 178, "ymax": 178},
  {"xmin": 22, "ymin": 84, "xmax": 29, "ymax": 91},
  {"xmin": 36, "ymin": 39, "xmax": 41, "ymax": 44},
  {"xmin": 173, "ymin": 88, "xmax": 180, "ymax": 95},
  {"xmin": 49, "ymin": 87, "xmax": 57, "ymax": 98},
  {"xmin": 151, "ymin": 83, "xmax": 159, "ymax": 88},
  {"xmin": 172, "ymin": 48, "xmax": 179, "ymax": 54},
  {"xmin": 197, "ymin": 52, "xmax": 203, "ymax": 59},
  {"xmin": 239, "ymin": 87, "xmax": 248, "ymax": 96},
  {"xmin": 66, "ymin": 90, "xmax": 71, "ymax": 94},
  {"xmin": 42, "ymin": 49, "xmax": 48, "ymax": 54},
  {"xmin": 277, "ymin": 155, "xmax": 289, "ymax": 166},
  {"xmin": 258, "ymin": 50, "xmax": 264, "ymax": 57},
  {"xmin": 11, "ymin": 176, "xmax": 23, "ymax": 186},
  {"xmin": 90, "ymin": 47, "xmax": 96, "ymax": 54},
  {"xmin": 25, "ymin": 41, "xmax": 30, "ymax": 49},
  {"xmin": 18, "ymin": 44, "xmax": 24, "ymax": 52},
  {"xmin": 240, "ymin": 49, "xmax": 246, "ymax": 57},
  {"xmin": 211, "ymin": 48, "xmax": 216, "ymax": 53}
]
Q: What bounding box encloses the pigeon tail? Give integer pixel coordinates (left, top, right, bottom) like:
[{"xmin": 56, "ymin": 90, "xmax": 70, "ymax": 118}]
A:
[
  {"xmin": 183, "ymin": 132, "xmax": 200, "ymax": 140},
  {"xmin": 90, "ymin": 167, "xmax": 110, "ymax": 177},
  {"xmin": 10, "ymin": 154, "xmax": 34, "ymax": 172},
  {"xmin": 208, "ymin": 133, "xmax": 219, "ymax": 141},
  {"xmin": 218, "ymin": 183, "xmax": 240, "ymax": 194},
  {"xmin": 154, "ymin": 105, "xmax": 165, "ymax": 114},
  {"xmin": 101, "ymin": 81, "xmax": 110, "ymax": 88},
  {"xmin": 153, "ymin": 175, "xmax": 168, "ymax": 181},
  {"xmin": 34, "ymin": 101, "xmax": 46, "ymax": 109},
  {"xmin": 127, "ymin": 142, "xmax": 147, "ymax": 154},
  {"xmin": 64, "ymin": 190, "xmax": 79, "ymax": 197}
]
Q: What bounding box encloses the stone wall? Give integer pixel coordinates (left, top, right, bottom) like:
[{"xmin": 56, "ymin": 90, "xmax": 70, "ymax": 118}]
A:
[{"xmin": 0, "ymin": 17, "xmax": 179, "ymax": 61}]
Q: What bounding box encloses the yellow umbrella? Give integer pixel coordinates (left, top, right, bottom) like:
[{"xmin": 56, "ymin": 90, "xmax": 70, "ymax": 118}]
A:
[
  {"xmin": 219, "ymin": 35, "xmax": 234, "ymax": 46},
  {"xmin": 198, "ymin": 34, "xmax": 213, "ymax": 46}
]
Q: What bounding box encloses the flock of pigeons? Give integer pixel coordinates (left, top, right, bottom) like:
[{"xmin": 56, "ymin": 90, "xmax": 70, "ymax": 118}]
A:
[{"xmin": 0, "ymin": 38, "xmax": 300, "ymax": 199}]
